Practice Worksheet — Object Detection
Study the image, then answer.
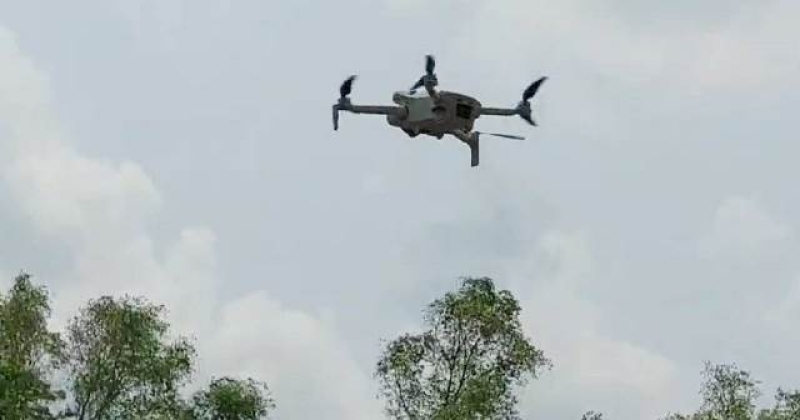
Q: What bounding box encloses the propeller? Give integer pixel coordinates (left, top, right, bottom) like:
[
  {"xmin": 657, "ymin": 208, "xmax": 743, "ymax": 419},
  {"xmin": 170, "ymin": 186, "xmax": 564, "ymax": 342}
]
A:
[
  {"xmin": 523, "ymin": 77, "xmax": 546, "ymax": 102},
  {"xmin": 425, "ymin": 54, "xmax": 435, "ymax": 75},
  {"xmin": 476, "ymin": 131, "xmax": 525, "ymax": 140},
  {"xmin": 340, "ymin": 75, "xmax": 356, "ymax": 98},
  {"xmin": 333, "ymin": 75, "xmax": 356, "ymax": 130},
  {"xmin": 517, "ymin": 76, "xmax": 547, "ymax": 126},
  {"xmin": 411, "ymin": 54, "xmax": 437, "ymax": 92}
]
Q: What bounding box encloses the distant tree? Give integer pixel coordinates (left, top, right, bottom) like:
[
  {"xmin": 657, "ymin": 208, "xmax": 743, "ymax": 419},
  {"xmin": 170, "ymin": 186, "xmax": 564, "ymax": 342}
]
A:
[
  {"xmin": 0, "ymin": 272, "xmax": 65, "ymax": 420},
  {"xmin": 581, "ymin": 410, "xmax": 604, "ymax": 420},
  {"xmin": 758, "ymin": 388, "xmax": 800, "ymax": 420},
  {"xmin": 658, "ymin": 362, "xmax": 760, "ymax": 420},
  {"xmin": 697, "ymin": 361, "xmax": 761, "ymax": 420},
  {"xmin": 661, "ymin": 414, "xmax": 695, "ymax": 420},
  {"xmin": 376, "ymin": 277, "xmax": 550, "ymax": 420},
  {"xmin": 661, "ymin": 362, "xmax": 800, "ymax": 420},
  {"xmin": 62, "ymin": 295, "xmax": 196, "ymax": 419},
  {"xmin": 190, "ymin": 377, "xmax": 275, "ymax": 420}
]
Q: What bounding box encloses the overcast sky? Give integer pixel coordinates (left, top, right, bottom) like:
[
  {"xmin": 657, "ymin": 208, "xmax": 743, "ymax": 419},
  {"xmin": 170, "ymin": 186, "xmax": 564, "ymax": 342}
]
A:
[{"xmin": 1, "ymin": 1, "xmax": 799, "ymax": 419}]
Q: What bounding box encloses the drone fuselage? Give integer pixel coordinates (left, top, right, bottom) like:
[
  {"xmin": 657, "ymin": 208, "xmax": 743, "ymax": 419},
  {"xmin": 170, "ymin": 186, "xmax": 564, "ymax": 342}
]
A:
[
  {"xmin": 387, "ymin": 90, "xmax": 481, "ymax": 138},
  {"xmin": 333, "ymin": 56, "xmax": 545, "ymax": 167}
]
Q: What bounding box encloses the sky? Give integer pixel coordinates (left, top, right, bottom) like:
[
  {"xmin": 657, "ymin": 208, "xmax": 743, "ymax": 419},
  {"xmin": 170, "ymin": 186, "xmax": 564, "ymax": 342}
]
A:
[{"xmin": 1, "ymin": 1, "xmax": 799, "ymax": 419}]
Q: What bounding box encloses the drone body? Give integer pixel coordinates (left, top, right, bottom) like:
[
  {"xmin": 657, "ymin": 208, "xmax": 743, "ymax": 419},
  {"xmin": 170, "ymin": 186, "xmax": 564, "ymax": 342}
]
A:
[
  {"xmin": 333, "ymin": 55, "xmax": 546, "ymax": 167},
  {"xmin": 387, "ymin": 90, "xmax": 480, "ymax": 137}
]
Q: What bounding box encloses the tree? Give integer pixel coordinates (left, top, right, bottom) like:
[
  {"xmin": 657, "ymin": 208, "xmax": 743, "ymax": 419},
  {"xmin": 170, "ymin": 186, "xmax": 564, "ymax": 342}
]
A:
[
  {"xmin": 661, "ymin": 415, "xmax": 695, "ymax": 420},
  {"xmin": 190, "ymin": 377, "xmax": 275, "ymax": 420},
  {"xmin": 659, "ymin": 362, "xmax": 760, "ymax": 420},
  {"xmin": 697, "ymin": 361, "xmax": 761, "ymax": 420},
  {"xmin": 0, "ymin": 273, "xmax": 276, "ymax": 419},
  {"xmin": 581, "ymin": 411, "xmax": 604, "ymax": 420},
  {"xmin": 661, "ymin": 362, "xmax": 800, "ymax": 420},
  {"xmin": 758, "ymin": 389, "xmax": 800, "ymax": 420},
  {"xmin": 62, "ymin": 295, "xmax": 196, "ymax": 419},
  {"xmin": 375, "ymin": 277, "xmax": 550, "ymax": 420},
  {"xmin": 0, "ymin": 272, "xmax": 65, "ymax": 420}
]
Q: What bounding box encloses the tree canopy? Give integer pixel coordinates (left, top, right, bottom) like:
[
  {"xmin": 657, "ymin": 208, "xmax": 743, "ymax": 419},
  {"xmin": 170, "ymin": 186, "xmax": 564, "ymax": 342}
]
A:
[
  {"xmin": 63, "ymin": 295, "xmax": 196, "ymax": 419},
  {"xmin": 3, "ymin": 271, "xmax": 798, "ymax": 420},
  {"xmin": 0, "ymin": 272, "xmax": 274, "ymax": 420},
  {"xmin": 376, "ymin": 277, "xmax": 550, "ymax": 420},
  {"xmin": 190, "ymin": 377, "xmax": 275, "ymax": 420},
  {"xmin": 661, "ymin": 362, "xmax": 800, "ymax": 420},
  {"xmin": 0, "ymin": 273, "xmax": 65, "ymax": 419}
]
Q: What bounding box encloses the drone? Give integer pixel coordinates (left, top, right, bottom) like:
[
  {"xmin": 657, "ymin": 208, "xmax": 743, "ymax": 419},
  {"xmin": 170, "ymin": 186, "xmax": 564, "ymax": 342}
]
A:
[{"xmin": 332, "ymin": 55, "xmax": 546, "ymax": 167}]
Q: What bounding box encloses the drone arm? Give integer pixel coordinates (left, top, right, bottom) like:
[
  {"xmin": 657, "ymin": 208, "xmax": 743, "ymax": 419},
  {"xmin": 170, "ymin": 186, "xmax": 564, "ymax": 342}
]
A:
[
  {"xmin": 346, "ymin": 104, "xmax": 406, "ymax": 116},
  {"xmin": 479, "ymin": 107, "xmax": 518, "ymax": 116},
  {"xmin": 333, "ymin": 102, "xmax": 406, "ymax": 130}
]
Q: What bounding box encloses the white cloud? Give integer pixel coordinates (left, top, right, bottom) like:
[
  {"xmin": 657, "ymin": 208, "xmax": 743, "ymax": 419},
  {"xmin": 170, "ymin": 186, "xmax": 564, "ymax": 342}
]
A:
[
  {"xmin": 0, "ymin": 23, "xmax": 190, "ymax": 325},
  {"xmin": 507, "ymin": 230, "xmax": 685, "ymax": 420},
  {"xmin": 0, "ymin": 23, "xmax": 374, "ymax": 420},
  {"xmin": 7, "ymin": 152, "xmax": 161, "ymax": 239},
  {"xmin": 696, "ymin": 196, "xmax": 793, "ymax": 262},
  {"xmin": 203, "ymin": 291, "xmax": 383, "ymax": 420}
]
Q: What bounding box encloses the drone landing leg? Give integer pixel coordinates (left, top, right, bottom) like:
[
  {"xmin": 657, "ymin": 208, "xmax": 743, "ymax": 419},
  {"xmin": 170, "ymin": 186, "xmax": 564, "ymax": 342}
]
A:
[
  {"xmin": 452, "ymin": 130, "xmax": 480, "ymax": 167},
  {"xmin": 470, "ymin": 137, "xmax": 479, "ymax": 167}
]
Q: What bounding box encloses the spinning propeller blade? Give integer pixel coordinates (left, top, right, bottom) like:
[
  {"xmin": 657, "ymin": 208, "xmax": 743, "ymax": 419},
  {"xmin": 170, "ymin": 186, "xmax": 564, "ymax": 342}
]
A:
[
  {"xmin": 517, "ymin": 76, "xmax": 546, "ymax": 126},
  {"xmin": 411, "ymin": 76, "xmax": 425, "ymax": 91},
  {"xmin": 523, "ymin": 76, "xmax": 547, "ymax": 102},
  {"xmin": 425, "ymin": 54, "xmax": 435, "ymax": 75},
  {"xmin": 411, "ymin": 54, "xmax": 437, "ymax": 92},
  {"xmin": 340, "ymin": 75, "xmax": 356, "ymax": 98}
]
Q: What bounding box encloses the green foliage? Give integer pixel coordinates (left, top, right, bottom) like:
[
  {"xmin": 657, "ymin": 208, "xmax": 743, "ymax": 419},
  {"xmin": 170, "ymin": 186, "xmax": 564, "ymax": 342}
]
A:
[
  {"xmin": 63, "ymin": 295, "xmax": 196, "ymax": 419},
  {"xmin": 0, "ymin": 272, "xmax": 65, "ymax": 420},
  {"xmin": 190, "ymin": 377, "xmax": 275, "ymax": 420},
  {"xmin": 0, "ymin": 273, "xmax": 275, "ymax": 420},
  {"xmin": 376, "ymin": 277, "xmax": 550, "ymax": 420},
  {"xmin": 5, "ymin": 272, "xmax": 799, "ymax": 420}
]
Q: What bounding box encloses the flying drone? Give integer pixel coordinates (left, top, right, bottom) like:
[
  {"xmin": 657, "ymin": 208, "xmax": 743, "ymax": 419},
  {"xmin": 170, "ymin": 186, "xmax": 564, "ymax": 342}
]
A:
[{"xmin": 332, "ymin": 55, "xmax": 546, "ymax": 167}]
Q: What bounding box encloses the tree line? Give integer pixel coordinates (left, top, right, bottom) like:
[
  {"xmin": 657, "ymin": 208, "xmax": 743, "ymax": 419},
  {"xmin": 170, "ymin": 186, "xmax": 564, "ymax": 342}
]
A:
[{"xmin": 1, "ymin": 273, "xmax": 797, "ymax": 419}]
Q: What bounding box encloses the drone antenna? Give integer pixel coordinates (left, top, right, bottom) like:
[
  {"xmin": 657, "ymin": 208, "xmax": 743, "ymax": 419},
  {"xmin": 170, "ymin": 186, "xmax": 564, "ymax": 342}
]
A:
[
  {"xmin": 333, "ymin": 75, "xmax": 356, "ymax": 130},
  {"xmin": 475, "ymin": 131, "xmax": 526, "ymax": 140}
]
